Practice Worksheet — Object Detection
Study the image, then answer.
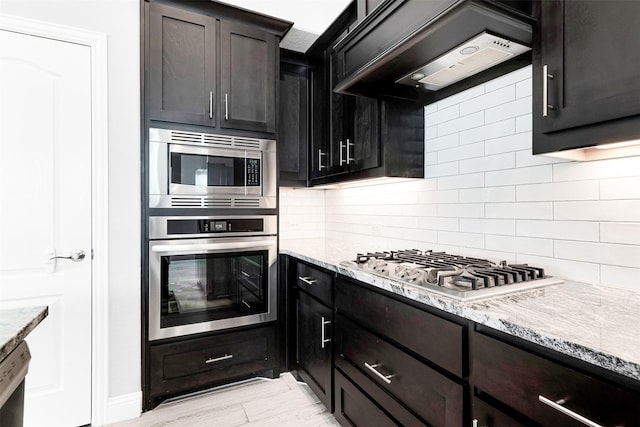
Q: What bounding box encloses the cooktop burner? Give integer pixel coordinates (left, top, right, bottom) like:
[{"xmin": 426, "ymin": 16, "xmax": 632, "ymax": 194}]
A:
[{"xmin": 340, "ymin": 249, "xmax": 563, "ymax": 301}]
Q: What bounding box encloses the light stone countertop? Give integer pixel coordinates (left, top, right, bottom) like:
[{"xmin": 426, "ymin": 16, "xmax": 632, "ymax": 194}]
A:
[
  {"xmin": 280, "ymin": 238, "xmax": 640, "ymax": 382},
  {"xmin": 0, "ymin": 306, "xmax": 48, "ymax": 360}
]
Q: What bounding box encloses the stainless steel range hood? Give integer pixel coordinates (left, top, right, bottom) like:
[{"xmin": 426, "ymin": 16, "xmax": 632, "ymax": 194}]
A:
[
  {"xmin": 396, "ymin": 32, "xmax": 530, "ymax": 90},
  {"xmin": 332, "ymin": 0, "xmax": 534, "ymax": 102}
]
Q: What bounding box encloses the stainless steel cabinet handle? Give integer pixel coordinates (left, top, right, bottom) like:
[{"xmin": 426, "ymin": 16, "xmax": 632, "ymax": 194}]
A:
[
  {"xmin": 318, "ymin": 149, "xmax": 326, "ymax": 171},
  {"xmin": 538, "ymin": 395, "xmax": 602, "ymax": 427},
  {"xmin": 298, "ymin": 276, "xmax": 317, "ymax": 285},
  {"xmin": 542, "ymin": 65, "xmax": 554, "ymax": 117},
  {"xmin": 339, "ymin": 140, "xmax": 345, "ymax": 165},
  {"xmin": 209, "ymin": 91, "xmax": 213, "ymax": 119},
  {"xmin": 224, "ymin": 93, "xmax": 229, "ymax": 120},
  {"xmin": 346, "ymin": 138, "xmax": 354, "ymax": 164},
  {"xmin": 50, "ymin": 249, "xmax": 85, "ymax": 262},
  {"xmin": 364, "ymin": 362, "xmax": 394, "ymax": 384},
  {"xmin": 242, "ymin": 300, "xmax": 251, "ymax": 308},
  {"xmin": 205, "ymin": 354, "xmax": 233, "ymax": 364},
  {"xmin": 321, "ymin": 316, "xmax": 331, "ymax": 349}
]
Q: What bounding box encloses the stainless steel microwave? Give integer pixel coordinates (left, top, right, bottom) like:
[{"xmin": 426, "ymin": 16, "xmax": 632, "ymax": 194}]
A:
[{"xmin": 148, "ymin": 128, "xmax": 276, "ymax": 209}]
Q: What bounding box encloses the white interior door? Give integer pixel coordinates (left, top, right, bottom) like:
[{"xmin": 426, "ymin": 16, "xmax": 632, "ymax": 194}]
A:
[{"xmin": 0, "ymin": 29, "xmax": 92, "ymax": 427}]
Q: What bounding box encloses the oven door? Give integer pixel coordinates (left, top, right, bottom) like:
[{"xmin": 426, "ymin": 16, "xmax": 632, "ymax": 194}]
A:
[
  {"xmin": 148, "ymin": 236, "xmax": 276, "ymax": 340},
  {"xmin": 169, "ymin": 144, "xmax": 261, "ymax": 196}
]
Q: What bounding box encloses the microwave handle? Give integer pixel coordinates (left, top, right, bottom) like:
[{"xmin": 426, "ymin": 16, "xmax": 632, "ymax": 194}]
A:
[{"xmin": 151, "ymin": 239, "xmax": 274, "ymax": 253}]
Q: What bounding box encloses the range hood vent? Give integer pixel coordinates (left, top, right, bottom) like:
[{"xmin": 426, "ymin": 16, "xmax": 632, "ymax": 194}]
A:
[{"xmin": 396, "ymin": 32, "xmax": 530, "ymax": 90}]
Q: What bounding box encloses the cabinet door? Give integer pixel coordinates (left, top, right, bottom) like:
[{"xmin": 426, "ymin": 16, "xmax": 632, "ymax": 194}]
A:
[
  {"xmin": 537, "ymin": 1, "xmax": 640, "ymax": 134},
  {"xmin": 148, "ymin": 3, "xmax": 216, "ymax": 126},
  {"xmin": 296, "ymin": 291, "xmax": 333, "ymax": 410},
  {"xmin": 279, "ymin": 58, "xmax": 308, "ymax": 186},
  {"xmin": 309, "ymin": 55, "xmax": 329, "ymax": 180},
  {"xmin": 328, "ymin": 49, "xmax": 350, "ymax": 176},
  {"xmin": 348, "ymin": 96, "xmax": 380, "ymax": 172},
  {"xmin": 220, "ymin": 20, "xmax": 276, "ymax": 133}
]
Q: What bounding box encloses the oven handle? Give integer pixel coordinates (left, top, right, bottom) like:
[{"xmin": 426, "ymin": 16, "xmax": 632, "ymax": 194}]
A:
[{"xmin": 151, "ymin": 239, "xmax": 275, "ymax": 253}]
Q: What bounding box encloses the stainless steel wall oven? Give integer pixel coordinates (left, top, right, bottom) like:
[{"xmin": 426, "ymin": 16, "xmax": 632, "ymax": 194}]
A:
[
  {"xmin": 148, "ymin": 215, "xmax": 277, "ymax": 340},
  {"xmin": 148, "ymin": 128, "xmax": 276, "ymax": 209}
]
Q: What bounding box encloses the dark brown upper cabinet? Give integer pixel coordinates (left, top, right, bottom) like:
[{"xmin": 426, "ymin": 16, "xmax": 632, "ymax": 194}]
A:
[
  {"xmin": 147, "ymin": 1, "xmax": 287, "ymax": 136},
  {"xmin": 220, "ymin": 20, "xmax": 277, "ymax": 133},
  {"xmin": 532, "ymin": 0, "xmax": 640, "ymax": 160},
  {"xmin": 149, "ymin": 3, "xmax": 216, "ymax": 126}
]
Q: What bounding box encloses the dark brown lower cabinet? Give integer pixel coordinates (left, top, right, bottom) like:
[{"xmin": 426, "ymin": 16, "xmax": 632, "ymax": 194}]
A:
[
  {"xmin": 472, "ymin": 330, "xmax": 640, "ymax": 427},
  {"xmin": 148, "ymin": 326, "xmax": 276, "ymax": 405},
  {"xmin": 471, "ymin": 396, "xmax": 530, "ymax": 427}
]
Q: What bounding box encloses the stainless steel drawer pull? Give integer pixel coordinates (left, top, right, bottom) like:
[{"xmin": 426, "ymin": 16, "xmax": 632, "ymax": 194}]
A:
[
  {"xmin": 346, "ymin": 138, "xmax": 354, "ymax": 164},
  {"xmin": 209, "ymin": 91, "xmax": 213, "ymax": 119},
  {"xmin": 298, "ymin": 276, "xmax": 317, "ymax": 285},
  {"xmin": 205, "ymin": 354, "xmax": 233, "ymax": 364},
  {"xmin": 542, "ymin": 64, "xmax": 554, "ymax": 117},
  {"xmin": 224, "ymin": 93, "xmax": 229, "ymax": 120},
  {"xmin": 538, "ymin": 395, "xmax": 602, "ymax": 427},
  {"xmin": 321, "ymin": 316, "xmax": 331, "ymax": 349},
  {"xmin": 364, "ymin": 362, "xmax": 394, "ymax": 384},
  {"xmin": 318, "ymin": 149, "xmax": 326, "ymax": 171}
]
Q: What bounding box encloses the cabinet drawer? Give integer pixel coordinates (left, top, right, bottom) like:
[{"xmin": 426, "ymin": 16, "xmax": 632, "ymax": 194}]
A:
[
  {"xmin": 334, "ymin": 368, "xmax": 404, "ymax": 427},
  {"xmin": 337, "ymin": 315, "xmax": 463, "ymax": 427},
  {"xmin": 149, "ymin": 327, "xmax": 275, "ymax": 397},
  {"xmin": 295, "ymin": 262, "xmax": 333, "ymax": 305},
  {"xmin": 336, "ymin": 278, "xmax": 464, "ymax": 377},
  {"xmin": 473, "ymin": 332, "xmax": 640, "ymax": 427},
  {"xmin": 472, "ymin": 396, "xmax": 526, "ymax": 427}
]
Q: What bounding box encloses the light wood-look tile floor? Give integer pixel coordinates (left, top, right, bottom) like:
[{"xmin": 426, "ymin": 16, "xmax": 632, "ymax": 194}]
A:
[{"xmin": 107, "ymin": 373, "xmax": 341, "ymax": 427}]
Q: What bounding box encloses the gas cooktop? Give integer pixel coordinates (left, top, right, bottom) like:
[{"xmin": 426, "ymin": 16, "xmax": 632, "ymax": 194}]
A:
[{"xmin": 340, "ymin": 249, "xmax": 563, "ymax": 301}]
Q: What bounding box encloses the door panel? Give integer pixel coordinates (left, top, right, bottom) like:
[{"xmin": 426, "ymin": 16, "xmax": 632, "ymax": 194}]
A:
[{"xmin": 0, "ymin": 30, "xmax": 92, "ymax": 427}]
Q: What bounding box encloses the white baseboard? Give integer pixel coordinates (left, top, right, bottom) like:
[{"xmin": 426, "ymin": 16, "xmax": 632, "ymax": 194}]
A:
[{"xmin": 102, "ymin": 391, "xmax": 142, "ymax": 425}]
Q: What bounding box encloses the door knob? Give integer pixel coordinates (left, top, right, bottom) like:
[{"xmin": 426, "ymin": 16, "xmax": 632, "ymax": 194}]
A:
[{"xmin": 50, "ymin": 249, "xmax": 86, "ymax": 262}]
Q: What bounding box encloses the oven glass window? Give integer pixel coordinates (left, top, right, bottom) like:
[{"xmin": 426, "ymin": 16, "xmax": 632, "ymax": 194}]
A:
[
  {"xmin": 160, "ymin": 250, "xmax": 268, "ymax": 329},
  {"xmin": 170, "ymin": 153, "xmax": 260, "ymax": 187}
]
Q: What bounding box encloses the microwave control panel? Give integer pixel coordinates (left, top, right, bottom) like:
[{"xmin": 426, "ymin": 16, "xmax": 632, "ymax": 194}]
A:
[{"xmin": 246, "ymin": 159, "xmax": 260, "ymax": 186}]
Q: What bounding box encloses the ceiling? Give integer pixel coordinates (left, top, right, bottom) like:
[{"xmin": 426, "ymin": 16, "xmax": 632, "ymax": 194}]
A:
[{"xmin": 218, "ymin": 0, "xmax": 352, "ymax": 52}]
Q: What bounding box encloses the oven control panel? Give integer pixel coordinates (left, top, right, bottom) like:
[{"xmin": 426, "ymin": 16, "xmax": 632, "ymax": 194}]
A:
[{"xmin": 149, "ymin": 215, "xmax": 277, "ymax": 239}]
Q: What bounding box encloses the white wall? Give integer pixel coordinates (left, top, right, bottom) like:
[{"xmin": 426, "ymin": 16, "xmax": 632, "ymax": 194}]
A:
[
  {"xmin": 279, "ymin": 188, "xmax": 326, "ymax": 239},
  {"xmin": 0, "ymin": 0, "xmax": 141, "ymax": 412},
  {"xmin": 282, "ymin": 65, "xmax": 640, "ymax": 291}
]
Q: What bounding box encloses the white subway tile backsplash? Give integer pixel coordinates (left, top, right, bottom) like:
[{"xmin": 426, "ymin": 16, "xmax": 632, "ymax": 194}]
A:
[
  {"xmin": 459, "ymin": 118, "xmax": 514, "ymax": 145},
  {"xmin": 281, "ymin": 66, "xmax": 640, "ymax": 290},
  {"xmin": 555, "ymin": 201, "xmax": 640, "ymax": 222},
  {"xmin": 485, "ymin": 96, "xmax": 532, "ymax": 124},
  {"xmin": 425, "ymin": 133, "xmax": 459, "ymax": 152},
  {"xmin": 484, "ymin": 65, "xmax": 531, "ymax": 92},
  {"xmin": 484, "ymin": 131, "xmax": 532, "ymax": 155},
  {"xmin": 459, "ymin": 187, "xmax": 515, "ymax": 203},
  {"xmin": 425, "ymin": 161, "xmax": 459, "ymax": 178},
  {"xmin": 438, "ymin": 231, "xmax": 485, "ymax": 249},
  {"xmin": 486, "ymin": 235, "xmax": 553, "ymax": 257},
  {"xmin": 460, "ymin": 218, "xmax": 515, "ymax": 235},
  {"xmin": 554, "ymin": 156, "xmax": 640, "ymax": 181},
  {"xmin": 437, "ymin": 203, "xmax": 485, "ymax": 218},
  {"xmin": 555, "ymin": 240, "xmax": 640, "ymax": 269},
  {"xmin": 601, "ymin": 265, "xmax": 640, "ymax": 291},
  {"xmin": 516, "ymin": 181, "xmax": 599, "ymax": 201},
  {"xmin": 437, "ymin": 173, "xmax": 485, "ymax": 190},
  {"xmin": 486, "ymin": 165, "xmax": 552, "ymax": 187},
  {"xmin": 438, "ymin": 142, "xmax": 484, "ymax": 163},
  {"xmin": 437, "ymin": 111, "xmax": 484, "ymax": 136},
  {"xmin": 436, "ymin": 84, "xmax": 485, "ymax": 109},
  {"xmin": 600, "ymin": 223, "xmax": 640, "ymax": 245},
  {"xmin": 486, "ymin": 202, "xmax": 553, "ymax": 219},
  {"xmin": 515, "ymin": 114, "xmax": 532, "ymax": 133},
  {"xmin": 425, "ymin": 104, "xmax": 459, "ymax": 125},
  {"xmin": 459, "ymin": 85, "xmax": 515, "ymax": 116},
  {"xmin": 459, "ymin": 152, "xmax": 515, "ymax": 174},
  {"xmin": 600, "ymin": 177, "xmax": 640, "ymax": 199},
  {"xmin": 516, "ymin": 220, "xmax": 599, "ymax": 242}
]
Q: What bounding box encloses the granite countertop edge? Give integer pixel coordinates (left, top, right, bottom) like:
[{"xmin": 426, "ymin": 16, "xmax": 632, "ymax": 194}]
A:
[
  {"xmin": 0, "ymin": 306, "xmax": 49, "ymax": 361},
  {"xmin": 280, "ymin": 245, "xmax": 640, "ymax": 383}
]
